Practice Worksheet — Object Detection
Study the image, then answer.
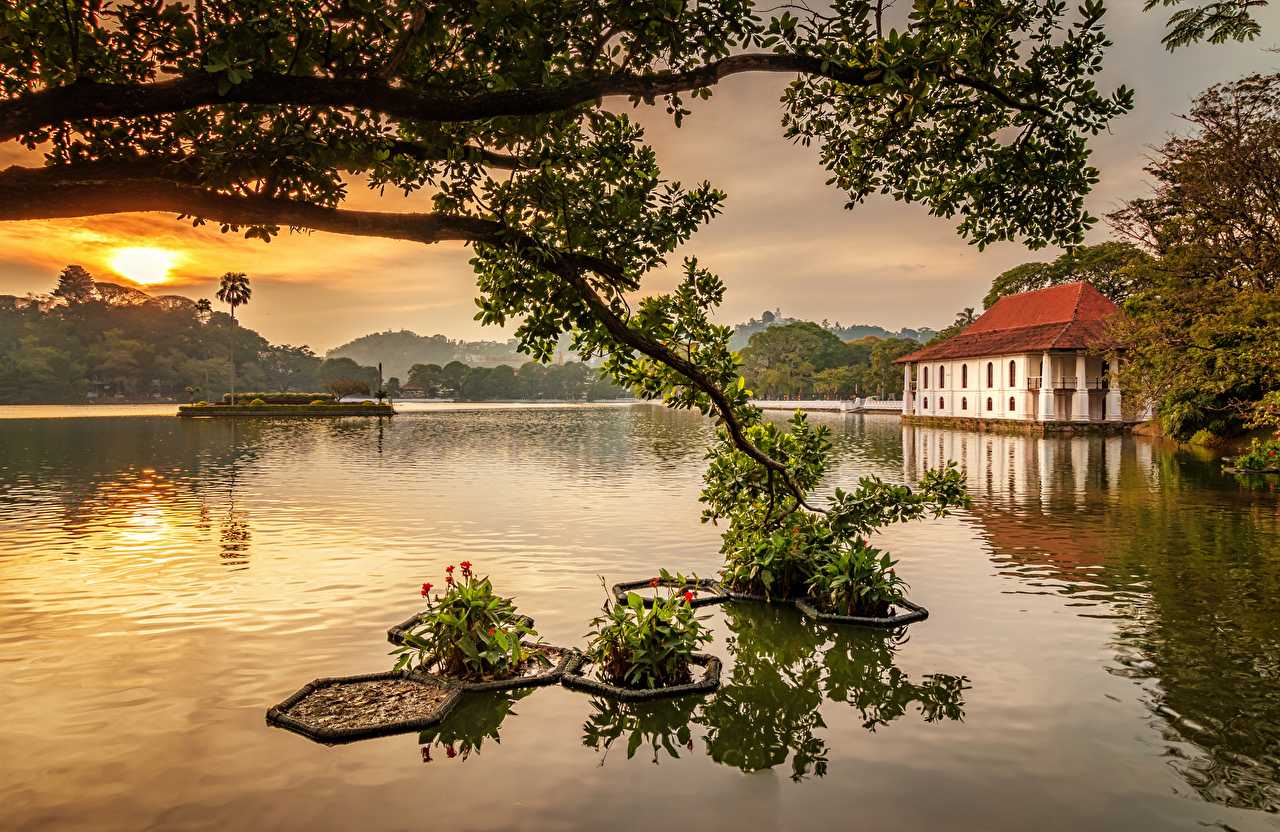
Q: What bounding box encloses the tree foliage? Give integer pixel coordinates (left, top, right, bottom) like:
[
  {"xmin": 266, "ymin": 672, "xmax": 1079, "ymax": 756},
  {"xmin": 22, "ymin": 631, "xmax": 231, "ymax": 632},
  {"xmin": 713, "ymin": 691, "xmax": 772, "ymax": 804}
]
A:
[
  {"xmin": 981, "ymin": 242, "xmax": 1153, "ymax": 308},
  {"xmin": 1109, "ymin": 73, "xmax": 1280, "ymax": 438}
]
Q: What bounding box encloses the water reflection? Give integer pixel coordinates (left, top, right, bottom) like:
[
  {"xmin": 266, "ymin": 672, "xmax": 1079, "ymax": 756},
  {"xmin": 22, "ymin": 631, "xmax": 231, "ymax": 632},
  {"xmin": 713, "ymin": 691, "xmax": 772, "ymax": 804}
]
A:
[
  {"xmin": 903, "ymin": 425, "xmax": 1280, "ymax": 812},
  {"xmin": 418, "ymin": 690, "xmax": 532, "ymax": 763},
  {"xmin": 582, "ymin": 603, "xmax": 967, "ymax": 781}
]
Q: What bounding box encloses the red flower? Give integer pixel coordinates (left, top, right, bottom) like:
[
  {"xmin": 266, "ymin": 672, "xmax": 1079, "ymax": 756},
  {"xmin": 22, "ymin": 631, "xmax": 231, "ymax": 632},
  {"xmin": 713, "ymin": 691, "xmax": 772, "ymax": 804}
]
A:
[
  {"xmin": 445, "ymin": 565, "xmax": 455, "ymax": 574},
  {"xmin": 487, "ymin": 627, "xmax": 496, "ymax": 636},
  {"xmin": 446, "ymin": 574, "xmax": 454, "ymax": 586},
  {"xmin": 683, "ymin": 590, "xmax": 695, "ymax": 603},
  {"xmin": 460, "ymin": 560, "xmax": 473, "ymax": 575},
  {"xmin": 420, "ymin": 582, "xmax": 433, "ymax": 597},
  {"xmin": 649, "ymin": 577, "xmax": 661, "ymax": 589},
  {"xmin": 445, "ymin": 744, "xmax": 457, "ymax": 759}
]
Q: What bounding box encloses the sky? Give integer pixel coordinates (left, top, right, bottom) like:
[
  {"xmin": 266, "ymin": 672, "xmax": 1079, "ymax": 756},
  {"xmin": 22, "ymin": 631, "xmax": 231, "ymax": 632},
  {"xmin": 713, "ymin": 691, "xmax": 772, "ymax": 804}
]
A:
[{"xmin": 1, "ymin": 5, "xmax": 1278, "ymax": 352}]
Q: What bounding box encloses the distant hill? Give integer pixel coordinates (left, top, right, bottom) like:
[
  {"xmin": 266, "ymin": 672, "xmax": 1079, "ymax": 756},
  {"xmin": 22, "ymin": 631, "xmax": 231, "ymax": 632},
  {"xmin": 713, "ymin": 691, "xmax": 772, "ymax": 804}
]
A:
[
  {"xmin": 729, "ymin": 310, "xmax": 935, "ymax": 351},
  {"xmin": 327, "ymin": 330, "xmax": 527, "ymax": 380}
]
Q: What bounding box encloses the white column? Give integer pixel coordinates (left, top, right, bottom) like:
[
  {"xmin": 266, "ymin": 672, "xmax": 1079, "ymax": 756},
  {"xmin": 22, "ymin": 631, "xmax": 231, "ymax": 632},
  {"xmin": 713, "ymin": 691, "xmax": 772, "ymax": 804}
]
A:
[
  {"xmin": 902, "ymin": 363, "xmax": 913, "ymax": 414},
  {"xmin": 1071, "ymin": 351, "xmax": 1090, "ymax": 422},
  {"xmin": 1039, "ymin": 352, "xmax": 1054, "ymax": 422},
  {"xmin": 1106, "ymin": 357, "xmax": 1122, "ymax": 422}
]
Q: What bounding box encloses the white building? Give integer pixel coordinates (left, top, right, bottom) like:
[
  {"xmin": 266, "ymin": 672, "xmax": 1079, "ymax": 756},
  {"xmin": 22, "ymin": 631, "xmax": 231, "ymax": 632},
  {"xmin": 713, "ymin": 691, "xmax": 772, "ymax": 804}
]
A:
[{"xmin": 895, "ymin": 282, "xmax": 1128, "ymax": 425}]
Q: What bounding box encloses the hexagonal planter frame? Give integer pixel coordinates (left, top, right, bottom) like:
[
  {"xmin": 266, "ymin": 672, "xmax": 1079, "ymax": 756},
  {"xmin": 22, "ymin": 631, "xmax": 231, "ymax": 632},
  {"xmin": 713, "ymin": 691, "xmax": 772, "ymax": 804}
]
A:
[
  {"xmin": 722, "ymin": 587, "xmax": 801, "ymax": 606},
  {"xmin": 610, "ymin": 576, "xmax": 728, "ymax": 608},
  {"xmin": 266, "ymin": 670, "xmax": 463, "ymax": 744},
  {"xmin": 386, "ymin": 612, "xmax": 534, "ymax": 646},
  {"xmin": 560, "ymin": 652, "xmax": 722, "ymax": 701},
  {"xmin": 413, "ymin": 642, "xmax": 575, "ymax": 693},
  {"xmin": 795, "ymin": 596, "xmax": 929, "ymax": 628}
]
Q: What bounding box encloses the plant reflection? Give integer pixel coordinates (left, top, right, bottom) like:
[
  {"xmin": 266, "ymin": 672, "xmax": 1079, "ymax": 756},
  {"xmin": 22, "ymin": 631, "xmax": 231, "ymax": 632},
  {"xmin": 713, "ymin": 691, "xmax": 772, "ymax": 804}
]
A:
[
  {"xmin": 582, "ymin": 696, "xmax": 701, "ymax": 765},
  {"xmin": 581, "ymin": 602, "xmax": 968, "ymax": 780},
  {"xmin": 417, "ymin": 690, "xmax": 531, "ymax": 763}
]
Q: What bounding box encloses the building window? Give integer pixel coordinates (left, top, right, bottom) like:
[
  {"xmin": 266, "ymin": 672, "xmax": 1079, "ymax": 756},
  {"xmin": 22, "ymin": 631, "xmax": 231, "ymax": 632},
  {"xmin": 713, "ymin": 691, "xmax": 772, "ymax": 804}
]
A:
[
  {"xmin": 938, "ymin": 365, "xmax": 945, "ymax": 387},
  {"xmin": 1009, "ymin": 396, "xmax": 1016, "ymax": 412},
  {"xmin": 961, "ymin": 364, "xmax": 968, "ymax": 388},
  {"xmin": 923, "ymin": 367, "xmax": 929, "ymax": 388},
  {"xmin": 986, "ymin": 362, "xmax": 994, "ymax": 387},
  {"xmin": 986, "ymin": 397, "xmax": 993, "ymax": 411},
  {"xmin": 961, "ymin": 397, "xmax": 967, "ymax": 411},
  {"xmin": 1008, "ymin": 359, "xmax": 1017, "ymax": 386},
  {"xmin": 923, "ymin": 397, "xmax": 929, "ymax": 410},
  {"xmin": 940, "ymin": 398, "xmax": 945, "ymax": 410}
]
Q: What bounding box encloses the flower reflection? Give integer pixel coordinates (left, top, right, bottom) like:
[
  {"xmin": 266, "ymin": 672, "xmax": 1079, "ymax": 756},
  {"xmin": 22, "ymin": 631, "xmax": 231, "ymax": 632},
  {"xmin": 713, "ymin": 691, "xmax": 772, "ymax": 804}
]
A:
[{"xmin": 417, "ymin": 690, "xmax": 531, "ymax": 763}]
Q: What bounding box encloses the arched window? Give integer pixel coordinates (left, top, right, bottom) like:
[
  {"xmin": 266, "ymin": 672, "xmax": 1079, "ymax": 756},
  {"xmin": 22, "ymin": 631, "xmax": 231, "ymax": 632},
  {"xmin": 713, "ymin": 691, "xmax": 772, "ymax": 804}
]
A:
[
  {"xmin": 923, "ymin": 367, "xmax": 929, "ymax": 388},
  {"xmin": 939, "ymin": 398, "xmax": 945, "ymax": 410},
  {"xmin": 961, "ymin": 397, "xmax": 968, "ymax": 411},
  {"xmin": 986, "ymin": 362, "xmax": 994, "ymax": 387},
  {"xmin": 1008, "ymin": 359, "xmax": 1017, "ymax": 386},
  {"xmin": 1008, "ymin": 396, "xmax": 1016, "ymax": 412},
  {"xmin": 986, "ymin": 397, "xmax": 993, "ymax": 411},
  {"xmin": 938, "ymin": 365, "xmax": 945, "ymax": 387},
  {"xmin": 961, "ymin": 364, "xmax": 968, "ymax": 388},
  {"xmin": 923, "ymin": 397, "xmax": 929, "ymax": 410}
]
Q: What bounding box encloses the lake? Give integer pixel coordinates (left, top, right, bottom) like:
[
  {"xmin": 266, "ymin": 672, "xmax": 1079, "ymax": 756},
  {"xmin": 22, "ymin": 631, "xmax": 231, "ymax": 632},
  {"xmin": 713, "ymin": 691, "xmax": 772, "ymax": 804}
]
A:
[{"xmin": 1, "ymin": 403, "xmax": 1277, "ymax": 830}]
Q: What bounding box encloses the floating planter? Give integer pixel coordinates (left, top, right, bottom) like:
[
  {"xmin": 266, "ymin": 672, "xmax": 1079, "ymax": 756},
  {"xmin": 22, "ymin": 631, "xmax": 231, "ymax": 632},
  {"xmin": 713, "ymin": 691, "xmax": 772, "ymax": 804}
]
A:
[
  {"xmin": 415, "ymin": 643, "xmax": 574, "ymax": 693},
  {"xmin": 266, "ymin": 670, "xmax": 462, "ymax": 744},
  {"xmin": 722, "ymin": 587, "xmax": 800, "ymax": 605},
  {"xmin": 611, "ymin": 576, "xmax": 728, "ymax": 608},
  {"xmin": 1223, "ymin": 465, "xmax": 1280, "ymax": 474},
  {"xmin": 561, "ymin": 652, "xmax": 721, "ymax": 702},
  {"xmin": 795, "ymin": 597, "xmax": 929, "ymax": 628}
]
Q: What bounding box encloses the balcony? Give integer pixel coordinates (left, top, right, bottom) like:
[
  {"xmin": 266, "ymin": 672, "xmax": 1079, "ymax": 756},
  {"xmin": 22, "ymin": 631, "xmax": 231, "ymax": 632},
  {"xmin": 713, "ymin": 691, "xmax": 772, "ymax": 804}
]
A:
[{"xmin": 1026, "ymin": 377, "xmax": 1042, "ymax": 391}]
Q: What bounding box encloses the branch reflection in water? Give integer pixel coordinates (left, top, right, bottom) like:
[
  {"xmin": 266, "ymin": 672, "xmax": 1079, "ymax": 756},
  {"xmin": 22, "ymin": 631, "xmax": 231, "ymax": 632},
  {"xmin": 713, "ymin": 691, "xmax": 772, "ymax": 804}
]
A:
[{"xmin": 582, "ymin": 603, "xmax": 968, "ymax": 780}]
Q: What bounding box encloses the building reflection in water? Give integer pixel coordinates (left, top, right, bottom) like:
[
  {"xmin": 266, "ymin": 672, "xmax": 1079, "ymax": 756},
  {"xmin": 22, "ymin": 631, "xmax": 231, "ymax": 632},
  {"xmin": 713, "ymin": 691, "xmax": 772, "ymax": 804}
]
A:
[{"xmin": 900, "ymin": 424, "xmax": 1280, "ymax": 813}]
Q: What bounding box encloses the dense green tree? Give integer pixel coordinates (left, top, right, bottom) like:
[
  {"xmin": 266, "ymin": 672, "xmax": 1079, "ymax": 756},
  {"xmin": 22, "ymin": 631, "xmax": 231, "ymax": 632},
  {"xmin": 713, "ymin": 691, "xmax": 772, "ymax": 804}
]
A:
[
  {"xmin": 982, "ymin": 242, "xmax": 1154, "ymax": 308},
  {"xmin": 1109, "ymin": 73, "xmax": 1280, "ymax": 438}
]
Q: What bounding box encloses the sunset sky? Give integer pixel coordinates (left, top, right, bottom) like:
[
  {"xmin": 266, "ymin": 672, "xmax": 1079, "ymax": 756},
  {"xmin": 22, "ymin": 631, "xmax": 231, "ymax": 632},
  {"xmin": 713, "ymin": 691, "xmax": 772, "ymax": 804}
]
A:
[{"xmin": 1, "ymin": 5, "xmax": 1277, "ymax": 352}]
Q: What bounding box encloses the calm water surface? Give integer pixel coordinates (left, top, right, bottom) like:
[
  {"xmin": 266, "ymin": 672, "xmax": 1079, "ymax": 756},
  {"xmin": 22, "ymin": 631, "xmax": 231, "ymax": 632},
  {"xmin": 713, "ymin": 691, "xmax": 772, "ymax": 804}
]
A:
[{"xmin": 1, "ymin": 404, "xmax": 1278, "ymax": 830}]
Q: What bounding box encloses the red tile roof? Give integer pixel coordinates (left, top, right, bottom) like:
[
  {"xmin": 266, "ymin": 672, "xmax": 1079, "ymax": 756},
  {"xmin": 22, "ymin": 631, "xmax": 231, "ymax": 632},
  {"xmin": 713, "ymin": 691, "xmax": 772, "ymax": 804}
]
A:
[{"xmin": 895, "ymin": 282, "xmax": 1122, "ymax": 363}]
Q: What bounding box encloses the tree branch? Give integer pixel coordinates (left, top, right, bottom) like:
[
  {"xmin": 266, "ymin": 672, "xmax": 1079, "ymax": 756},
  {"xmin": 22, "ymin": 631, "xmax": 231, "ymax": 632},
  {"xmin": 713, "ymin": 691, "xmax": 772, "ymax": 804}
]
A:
[{"xmin": 0, "ymin": 51, "xmax": 1060, "ymax": 142}]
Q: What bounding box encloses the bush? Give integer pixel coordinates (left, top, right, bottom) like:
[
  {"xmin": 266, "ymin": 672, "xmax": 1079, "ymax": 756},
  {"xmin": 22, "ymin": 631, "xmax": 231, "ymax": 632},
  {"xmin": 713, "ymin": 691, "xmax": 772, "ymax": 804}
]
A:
[
  {"xmin": 585, "ymin": 577, "xmax": 711, "ymax": 689},
  {"xmin": 223, "ymin": 392, "xmax": 335, "ymax": 405},
  {"xmin": 249, "ymin": 397, "xmax": 266, "ymax": 407},
  {"xmin": 1189, "ymin": 428, "xmax": 1224, "ymax": 447},
  {"xmin": 1235, "ymin": 437, "xmax": 1280, "ymax": 471},
  {"xmin": 806, "ymin": 540, "xmax": 907, "ymax": 617},
  {"xmin": 393, "ymin": 563, "xmax": 544, "ymax": 680},
  {"xmin": 309, "ymin": 399, "xmax": 329, "ymax": 406}
]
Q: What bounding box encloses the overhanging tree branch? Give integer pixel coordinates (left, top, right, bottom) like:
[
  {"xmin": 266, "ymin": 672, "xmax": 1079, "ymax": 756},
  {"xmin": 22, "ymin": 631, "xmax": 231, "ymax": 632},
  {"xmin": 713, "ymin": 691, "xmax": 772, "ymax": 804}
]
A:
[{"xmin": 0, "ymin": 51, "xmax": 1053, "ymax": 143}]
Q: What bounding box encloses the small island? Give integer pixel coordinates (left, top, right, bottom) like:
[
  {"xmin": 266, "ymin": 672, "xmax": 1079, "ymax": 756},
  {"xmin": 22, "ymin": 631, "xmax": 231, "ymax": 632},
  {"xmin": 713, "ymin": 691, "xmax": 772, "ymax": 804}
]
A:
[{"xmin": 178, "ymin": 392, "xmax": 394, "ymax": 418}]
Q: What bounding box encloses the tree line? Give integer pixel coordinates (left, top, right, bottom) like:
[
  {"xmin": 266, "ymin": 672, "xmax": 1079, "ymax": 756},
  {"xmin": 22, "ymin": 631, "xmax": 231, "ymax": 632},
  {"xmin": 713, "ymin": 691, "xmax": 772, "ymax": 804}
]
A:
[
  {"xmin": 737, "ymin": 321, "xmax": 917, "ymax": 400},
  {"xmin": 403, "ymin": 360, "xmax": 626, "ymax": 401},
  {"xmin": 0, "ymin": 268, "xmax": 384, "ymax": 403}
]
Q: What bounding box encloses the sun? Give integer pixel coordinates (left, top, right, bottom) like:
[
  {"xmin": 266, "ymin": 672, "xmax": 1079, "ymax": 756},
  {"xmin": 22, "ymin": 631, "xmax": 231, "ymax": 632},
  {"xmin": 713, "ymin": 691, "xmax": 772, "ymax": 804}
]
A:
[{"xmin": 108, "ymin": 247, "xmax": 180, "ymax": 286}]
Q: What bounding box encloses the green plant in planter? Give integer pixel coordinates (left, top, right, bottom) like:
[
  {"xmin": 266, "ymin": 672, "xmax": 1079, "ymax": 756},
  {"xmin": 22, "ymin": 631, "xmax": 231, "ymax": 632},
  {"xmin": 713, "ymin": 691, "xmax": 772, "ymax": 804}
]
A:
[
  {"xmin": 586, "ymin": 580, "xmax": 712, "ymax": 689},
  {"xmin": 393, "ymin": 562, "xmax": 545, "ymax": 680},
  {"xmin": 806, "ymin": 540, "xmax": 907, "ymax": 617},
  {"xmin": 703, "ymin": 412, "xmax": 970, "ymax": 601},
  {"xmin": 1234, "ymin": 436, "xmax": 1280, "ymax": 471}
]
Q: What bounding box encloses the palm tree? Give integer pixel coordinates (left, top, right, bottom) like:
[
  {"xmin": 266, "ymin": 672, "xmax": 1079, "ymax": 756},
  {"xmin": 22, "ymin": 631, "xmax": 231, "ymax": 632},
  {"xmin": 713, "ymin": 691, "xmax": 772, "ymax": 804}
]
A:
[
  {"xmin": 216, "ymin": 272, "xmax": 252, "ymax": 403},
  {"xmin": 194, "ymin": 298, "xmax": 212, "ymax": 323},
  {"xmin": 954, "ymin": 307, "xmax": 977, "ymax": 328}
]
